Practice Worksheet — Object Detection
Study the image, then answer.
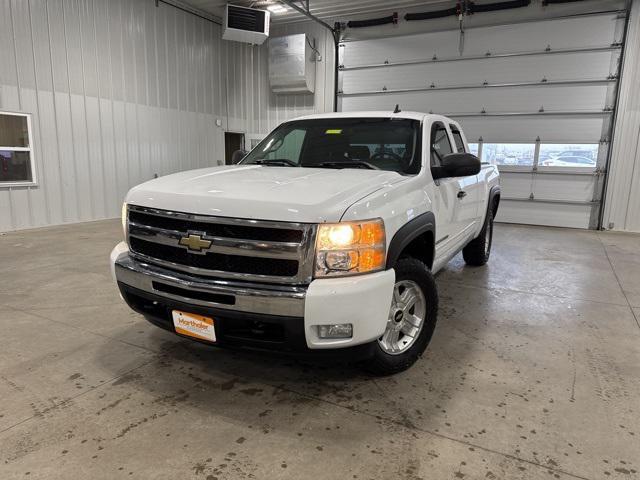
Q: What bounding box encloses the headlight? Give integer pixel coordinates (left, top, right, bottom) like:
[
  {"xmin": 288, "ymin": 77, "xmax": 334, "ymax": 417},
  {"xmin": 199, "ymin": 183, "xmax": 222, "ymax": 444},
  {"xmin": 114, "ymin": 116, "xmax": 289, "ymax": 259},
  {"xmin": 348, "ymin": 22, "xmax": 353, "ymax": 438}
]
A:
[
  {"xmin": 121, "ymin": 202, "xmax": 128, "ymax": 238},
  {"xmin": 315, "ymin": 219, "xmax": 386, "ymax": 277}
]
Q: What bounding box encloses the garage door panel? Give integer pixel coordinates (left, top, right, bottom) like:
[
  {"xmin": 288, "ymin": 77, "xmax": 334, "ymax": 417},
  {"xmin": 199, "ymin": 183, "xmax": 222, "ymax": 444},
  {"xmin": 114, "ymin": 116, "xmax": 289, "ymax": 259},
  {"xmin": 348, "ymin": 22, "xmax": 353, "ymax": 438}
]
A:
[
  {"xmin": 343, "ymin": 30, "xmax": 461, "ymax": 67},
  {"xmin": 342, "ymin": 51, "xmax": 617, "ymax": 93},
  {"xmin": 497, "ymin": 172, "xmax": 533, "ymax": 199},
  {"xmin": 336, "ymin": 102, "xmax": 606, "ymax": 143},
  {"xmin": 342, "ymin": 85, "xmax": 607, "ymax": 115},
  {"xmin": 496, "ymin": 201, "xmax": 591, "ymax": 229},
  {"xmin": 339, "ymin": 9, "xmax": 624, "ymax": 229},
  {"xmin": 460, "ymin": 15, "xmax": 621, "ymax": 55},
  {"xmin": 455, "ymin": 117, "xmax": 606, "ymax": 143},
  {"xmin": 342, "ymin": 15, "xmax": 621, "ymax": 68},
  {"xmin": 532, "ymin": 174, "xmax": 597, "ymax": 202}
]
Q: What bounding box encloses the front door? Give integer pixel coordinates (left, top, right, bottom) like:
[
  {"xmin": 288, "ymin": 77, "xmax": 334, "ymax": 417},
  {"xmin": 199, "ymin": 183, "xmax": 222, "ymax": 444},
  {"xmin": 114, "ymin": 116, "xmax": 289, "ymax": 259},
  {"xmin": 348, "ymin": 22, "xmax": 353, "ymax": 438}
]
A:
[
  {"xmin": 449, "ymin": 124, "xmax": 481, "ymax": 240},
  {"xmin": 224, "ymin": 132, "xmax": 245, "ymax": 165},
  {"xmin": 429, "ymin": 121, "xmax": 478, "ymax": 260}
]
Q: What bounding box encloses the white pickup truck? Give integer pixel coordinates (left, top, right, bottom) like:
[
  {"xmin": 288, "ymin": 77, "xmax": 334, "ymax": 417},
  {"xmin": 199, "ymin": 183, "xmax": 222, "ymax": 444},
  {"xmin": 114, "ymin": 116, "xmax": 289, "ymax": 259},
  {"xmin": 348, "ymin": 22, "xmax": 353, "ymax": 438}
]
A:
[{"xmin": 110, "ymin": 111, "xmax": 500, "ymax": 374}]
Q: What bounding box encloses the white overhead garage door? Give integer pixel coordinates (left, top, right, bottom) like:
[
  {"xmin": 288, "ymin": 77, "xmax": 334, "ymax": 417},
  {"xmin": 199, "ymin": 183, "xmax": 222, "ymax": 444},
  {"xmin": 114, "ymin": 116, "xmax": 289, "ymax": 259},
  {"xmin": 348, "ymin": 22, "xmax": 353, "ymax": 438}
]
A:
[{"xmin": 338, "ymin": 10, "xmax": 627, "ymax": 229}]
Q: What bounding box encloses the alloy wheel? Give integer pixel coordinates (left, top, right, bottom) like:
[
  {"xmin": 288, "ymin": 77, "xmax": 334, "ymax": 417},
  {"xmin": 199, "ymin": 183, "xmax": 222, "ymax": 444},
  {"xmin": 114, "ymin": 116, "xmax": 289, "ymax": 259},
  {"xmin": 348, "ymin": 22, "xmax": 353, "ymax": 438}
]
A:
[{"xmin": 378, "ymin": 280, "xmax": 427, "ymax": 355}]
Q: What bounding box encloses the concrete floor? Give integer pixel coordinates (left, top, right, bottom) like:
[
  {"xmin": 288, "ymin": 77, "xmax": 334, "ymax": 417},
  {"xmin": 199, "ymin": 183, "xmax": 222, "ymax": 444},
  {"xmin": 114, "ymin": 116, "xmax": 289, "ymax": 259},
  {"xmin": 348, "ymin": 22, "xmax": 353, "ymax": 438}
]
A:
[{"xmin": 1, "ymin": 220, "xmax": 639, "ymax": 480}]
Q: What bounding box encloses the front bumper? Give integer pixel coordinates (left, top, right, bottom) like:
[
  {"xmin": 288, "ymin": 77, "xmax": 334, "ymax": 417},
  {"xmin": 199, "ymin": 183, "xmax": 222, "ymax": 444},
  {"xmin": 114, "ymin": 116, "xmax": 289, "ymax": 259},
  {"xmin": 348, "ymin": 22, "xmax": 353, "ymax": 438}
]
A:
[{"xmin": 111, "ymin": 242, "xmax": 395, "ymax": 353}]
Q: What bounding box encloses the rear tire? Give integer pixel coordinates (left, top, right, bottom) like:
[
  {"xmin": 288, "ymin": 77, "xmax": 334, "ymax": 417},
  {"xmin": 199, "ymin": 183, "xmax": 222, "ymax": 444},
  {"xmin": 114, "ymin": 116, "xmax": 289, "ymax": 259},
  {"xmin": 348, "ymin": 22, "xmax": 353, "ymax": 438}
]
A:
[
  {"xmin": 365, "ymin": 258, "xmax": 438, "ymax": 376},
  {"xmin": 462, "ymin": 209, "xmax": 494, "ymax": 266}
]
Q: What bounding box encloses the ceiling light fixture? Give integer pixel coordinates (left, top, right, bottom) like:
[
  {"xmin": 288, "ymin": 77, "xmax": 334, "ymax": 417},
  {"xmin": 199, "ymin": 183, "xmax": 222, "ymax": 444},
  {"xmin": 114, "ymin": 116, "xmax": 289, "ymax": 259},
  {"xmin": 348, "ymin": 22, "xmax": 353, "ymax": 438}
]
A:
[{"xmin": 266, "ymin": 4, "xmax": 288, "ymax": 13}]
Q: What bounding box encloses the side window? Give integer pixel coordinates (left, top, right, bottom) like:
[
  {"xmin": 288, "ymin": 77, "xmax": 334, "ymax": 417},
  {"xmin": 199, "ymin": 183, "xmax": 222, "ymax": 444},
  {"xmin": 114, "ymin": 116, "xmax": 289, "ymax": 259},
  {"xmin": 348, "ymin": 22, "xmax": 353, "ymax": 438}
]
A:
[
  {"xmin": 430, "ymin": 122, "xmax": 453, "ymax": 167},
  {"xmin": 450, "ymin": 126, "xmax": 466, "ymax": 153}
]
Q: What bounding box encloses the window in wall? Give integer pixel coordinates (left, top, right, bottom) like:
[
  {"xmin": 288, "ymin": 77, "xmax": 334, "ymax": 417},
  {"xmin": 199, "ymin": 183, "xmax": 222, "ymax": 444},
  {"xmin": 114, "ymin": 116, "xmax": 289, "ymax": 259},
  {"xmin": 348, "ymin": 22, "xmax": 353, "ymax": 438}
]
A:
[
  {"xmin": 430, "ymin": 122, "xmax": 453, "ymax": 167},
  {"xmin": 0, "ymin": 112, "xmax": 35, "ymax": 185},
  {"xmin": 450, "ymin": 127, "xmax": 466, "ymax": 153},
  {"xmin": 246, "ymin": 134, "xmax": 266, "ymax": 151},
  {"xmin": 482, "ymin": 143, "xmax": 535, "ymax": 167},
  {"xmin": 538, "ymin": 144, "xmax": 598, "ymax": 168}
]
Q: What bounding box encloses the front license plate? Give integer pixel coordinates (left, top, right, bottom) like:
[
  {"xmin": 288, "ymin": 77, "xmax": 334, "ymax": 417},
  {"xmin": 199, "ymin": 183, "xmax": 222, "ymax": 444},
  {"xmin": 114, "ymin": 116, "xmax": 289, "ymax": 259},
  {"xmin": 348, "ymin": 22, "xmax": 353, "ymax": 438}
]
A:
[{"xmin": 172, "ymin": 310, "xmax": 216, "ymax": 343}]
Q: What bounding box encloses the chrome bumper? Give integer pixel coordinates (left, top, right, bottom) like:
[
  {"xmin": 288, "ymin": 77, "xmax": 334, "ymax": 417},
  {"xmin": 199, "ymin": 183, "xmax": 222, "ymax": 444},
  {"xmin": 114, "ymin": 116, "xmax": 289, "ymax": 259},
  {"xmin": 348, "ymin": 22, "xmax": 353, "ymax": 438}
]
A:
[{"xmin": 114, "ymin": 253, "xmax": 306, "ymax": 317}]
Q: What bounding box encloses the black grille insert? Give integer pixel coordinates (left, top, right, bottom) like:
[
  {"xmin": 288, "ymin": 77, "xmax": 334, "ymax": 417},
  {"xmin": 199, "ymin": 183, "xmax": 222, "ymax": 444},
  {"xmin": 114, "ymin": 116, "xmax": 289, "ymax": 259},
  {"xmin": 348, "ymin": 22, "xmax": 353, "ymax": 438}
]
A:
[
  {"xmin": 227, "ymin": 5, "xmax": 266, "ymax": 33},
  {"xmin": 224, "ymin": 319, "xmax": 285, "ymax": 343},
  {"xmin": 130, "ymin": 237, "xmax": 299, "ymax": 277}
]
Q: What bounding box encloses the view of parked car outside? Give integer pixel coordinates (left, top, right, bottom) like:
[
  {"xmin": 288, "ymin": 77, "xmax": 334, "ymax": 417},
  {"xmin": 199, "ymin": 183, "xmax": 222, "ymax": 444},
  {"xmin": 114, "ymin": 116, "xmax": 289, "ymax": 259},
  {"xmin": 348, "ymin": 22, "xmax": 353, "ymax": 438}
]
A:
[
  {"xmin": 468, "ymin": 143, "xmax": 598, "ymax": 168},
  {"xmin": 538, "ymin": 144, "xmax": 598, "ymax": 167},
  {"xmin": 482, "ymin": 143, "xmax": 536, "ymax": 166}
]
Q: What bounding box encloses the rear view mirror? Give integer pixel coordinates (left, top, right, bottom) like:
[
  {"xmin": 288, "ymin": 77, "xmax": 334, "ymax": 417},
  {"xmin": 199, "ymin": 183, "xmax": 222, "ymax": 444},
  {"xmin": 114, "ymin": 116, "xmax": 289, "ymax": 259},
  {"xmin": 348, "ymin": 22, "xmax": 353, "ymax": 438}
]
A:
[
  {"xmin": 432, "ymin": 153, "xmax": 481, "ymax": 179},
  {"xmin": 231, "ymin": 149, "xmax": 248, "ymax": 164}
]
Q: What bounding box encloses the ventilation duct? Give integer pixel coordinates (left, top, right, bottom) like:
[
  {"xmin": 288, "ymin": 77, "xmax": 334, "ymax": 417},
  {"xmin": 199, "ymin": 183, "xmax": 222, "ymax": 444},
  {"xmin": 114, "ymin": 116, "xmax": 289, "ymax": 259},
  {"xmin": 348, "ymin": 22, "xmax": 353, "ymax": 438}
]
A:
[
  {"xmin": 348, "ymin": 12, "xmax": 398, "ymax": 28},
  {"xmin": 405, "ymin": 0, "xmax": 531, "ymax": 21},
  {"xmin": 543, "ymin": 0, "xmax": 587, "ymax": 4},
  {"xmin": 471, "ymin": 0, "xmax": 531, "ymax": 13},
  {"xmin": 405, "ymin": 7, "xmax": 458, "ymax": 21},
  {"xmin": 269, "ymin": 34, "xmax": 316, "ymax": 94}
]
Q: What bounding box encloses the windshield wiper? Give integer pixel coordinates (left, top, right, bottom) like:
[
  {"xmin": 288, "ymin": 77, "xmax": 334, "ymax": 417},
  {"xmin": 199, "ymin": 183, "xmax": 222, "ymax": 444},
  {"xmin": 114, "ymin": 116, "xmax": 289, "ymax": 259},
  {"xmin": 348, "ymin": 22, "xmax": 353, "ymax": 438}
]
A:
[
  {"xmin": 252, "ymin": 159, "xmax": 298, "ymax": 167},
  {"xmin": 316, "ymin": 161, "xmax": 378, "ymax": 170}
]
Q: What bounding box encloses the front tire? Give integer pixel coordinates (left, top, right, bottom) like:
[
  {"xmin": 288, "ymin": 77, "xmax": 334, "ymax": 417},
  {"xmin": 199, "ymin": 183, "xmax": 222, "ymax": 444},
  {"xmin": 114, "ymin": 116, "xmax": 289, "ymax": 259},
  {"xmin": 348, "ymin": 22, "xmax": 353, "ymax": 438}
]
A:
[
  {"xmin": 365, "ymin": 258, "xmax": 438, "ymax": 376},
  {"xmin": 462, "ymin": 208, "xmax": 494, "ymax": 266}
]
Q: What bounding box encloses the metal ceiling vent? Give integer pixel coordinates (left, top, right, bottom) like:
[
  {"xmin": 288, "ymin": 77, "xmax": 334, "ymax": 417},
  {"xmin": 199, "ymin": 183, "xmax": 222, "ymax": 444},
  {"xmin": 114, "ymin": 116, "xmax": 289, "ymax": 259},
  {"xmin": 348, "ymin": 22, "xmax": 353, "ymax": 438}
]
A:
[{"xmin": 222, "ymin": 4, "xmax": 270, "ymax": 45}]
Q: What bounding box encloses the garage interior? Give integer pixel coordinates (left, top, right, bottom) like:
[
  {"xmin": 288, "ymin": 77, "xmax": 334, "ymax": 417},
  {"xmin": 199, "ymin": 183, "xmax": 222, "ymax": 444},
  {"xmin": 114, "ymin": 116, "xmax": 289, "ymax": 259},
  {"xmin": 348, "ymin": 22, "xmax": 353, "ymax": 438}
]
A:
[{"xmin": 1, "ymin": 0, "xmax": 640, "ymax": 479}]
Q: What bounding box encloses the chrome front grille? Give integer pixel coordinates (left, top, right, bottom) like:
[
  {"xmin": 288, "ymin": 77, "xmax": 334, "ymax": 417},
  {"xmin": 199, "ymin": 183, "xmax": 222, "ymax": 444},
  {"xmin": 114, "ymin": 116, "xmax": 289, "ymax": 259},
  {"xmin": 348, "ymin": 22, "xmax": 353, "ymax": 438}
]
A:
[{"xmin": 126, "ymin": 205, "xmax": 316, "ymax": 284}]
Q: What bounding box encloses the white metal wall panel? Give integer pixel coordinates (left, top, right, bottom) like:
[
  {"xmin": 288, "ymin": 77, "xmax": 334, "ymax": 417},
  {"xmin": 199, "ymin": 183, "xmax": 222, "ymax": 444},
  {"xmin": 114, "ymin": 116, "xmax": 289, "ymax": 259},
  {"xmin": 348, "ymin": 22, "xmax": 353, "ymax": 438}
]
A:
[
  {"xmin": 339, "ymin": 10, "xmax": 625, "ymax": 229},
  {"xmin": 0, "ymin": 0, "xmax": 225, "ymax": 232},
  {"xmin": 0, "ymin": 3, "xmax": 332, "ymax": 232},
  {"xmin": 603, "ymin": 0, "xmax": 640, "ymax": 233}
]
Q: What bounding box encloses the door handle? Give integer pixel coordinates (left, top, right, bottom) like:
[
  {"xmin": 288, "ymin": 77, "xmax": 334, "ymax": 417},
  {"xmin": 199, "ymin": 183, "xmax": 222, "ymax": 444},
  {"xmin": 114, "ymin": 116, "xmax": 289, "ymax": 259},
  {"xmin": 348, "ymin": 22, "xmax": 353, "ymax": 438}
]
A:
[{"xmin": 457, "ymin": 191, "xmax": 467, "ymax": 199}]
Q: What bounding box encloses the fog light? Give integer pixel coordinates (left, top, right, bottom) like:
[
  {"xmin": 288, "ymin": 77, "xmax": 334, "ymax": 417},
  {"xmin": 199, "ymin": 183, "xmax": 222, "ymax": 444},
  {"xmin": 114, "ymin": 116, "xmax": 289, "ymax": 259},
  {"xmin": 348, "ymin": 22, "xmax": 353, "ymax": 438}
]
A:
[{"xmin": 316, "ymin": 324, "xmax": 353, "ymax": 339}]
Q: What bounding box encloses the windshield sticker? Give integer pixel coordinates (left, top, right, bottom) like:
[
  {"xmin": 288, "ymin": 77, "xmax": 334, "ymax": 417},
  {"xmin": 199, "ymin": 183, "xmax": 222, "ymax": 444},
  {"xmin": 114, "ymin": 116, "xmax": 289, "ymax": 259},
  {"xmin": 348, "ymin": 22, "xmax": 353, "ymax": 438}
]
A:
[{"xmin": 325, "ymin": 129, "xmax": 342, "ymax": 134}]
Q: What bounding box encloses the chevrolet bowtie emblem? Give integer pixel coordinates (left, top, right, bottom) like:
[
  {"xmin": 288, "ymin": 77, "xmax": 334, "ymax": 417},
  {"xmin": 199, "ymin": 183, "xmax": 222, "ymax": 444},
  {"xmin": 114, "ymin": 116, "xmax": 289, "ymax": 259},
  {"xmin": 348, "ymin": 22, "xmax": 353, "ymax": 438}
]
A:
[{"xmin": 179, "ymin": 233, "xmax": 212, "ymax": 252}]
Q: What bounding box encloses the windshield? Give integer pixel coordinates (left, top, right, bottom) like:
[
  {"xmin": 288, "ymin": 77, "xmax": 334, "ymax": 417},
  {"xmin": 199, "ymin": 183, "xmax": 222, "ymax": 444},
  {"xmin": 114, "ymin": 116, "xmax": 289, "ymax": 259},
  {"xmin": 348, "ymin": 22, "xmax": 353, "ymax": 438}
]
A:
[{"xmin": 241, "ymin": 118, "xmax": 422, "ymax": 174}]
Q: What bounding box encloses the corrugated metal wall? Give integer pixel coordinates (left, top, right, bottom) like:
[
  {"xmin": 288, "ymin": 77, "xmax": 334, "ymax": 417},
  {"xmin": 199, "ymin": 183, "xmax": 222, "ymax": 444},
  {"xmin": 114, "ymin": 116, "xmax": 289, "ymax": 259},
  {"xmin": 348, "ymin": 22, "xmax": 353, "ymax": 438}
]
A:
[
  {"xmin": 0, "ymin": 0, "xmax": 226, "ymax": 231},
  {"xmin": 222, "ymin": 21, "xmax": 335, "ymax": 136},
  {"xmin": 603, "ymin": 0, "xmax": 640, "ymax": 233}
]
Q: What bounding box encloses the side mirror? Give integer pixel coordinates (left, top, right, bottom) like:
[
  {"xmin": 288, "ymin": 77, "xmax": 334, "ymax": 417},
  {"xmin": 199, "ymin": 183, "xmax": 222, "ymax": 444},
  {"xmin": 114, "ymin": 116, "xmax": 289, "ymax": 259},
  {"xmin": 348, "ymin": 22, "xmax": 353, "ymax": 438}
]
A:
[
  {"xmin": 431, "ymin": 152, "xmax": 481, "ymax": 179},
  {"xmin": 231, "ymin": 149, "xmax": 248, "ymax": 164}
]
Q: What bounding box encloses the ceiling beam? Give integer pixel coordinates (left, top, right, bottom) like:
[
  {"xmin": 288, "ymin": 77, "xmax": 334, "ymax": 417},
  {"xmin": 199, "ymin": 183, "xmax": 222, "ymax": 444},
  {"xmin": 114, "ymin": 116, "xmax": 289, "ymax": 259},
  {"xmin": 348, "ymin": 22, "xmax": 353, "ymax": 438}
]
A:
[
  {"xmin": 158, "ymin": 0, "xmax": 223, "ymax": 25},
  {"xmin": 278, "ymin": 0, "xmax": 337, "ymax": 36}
]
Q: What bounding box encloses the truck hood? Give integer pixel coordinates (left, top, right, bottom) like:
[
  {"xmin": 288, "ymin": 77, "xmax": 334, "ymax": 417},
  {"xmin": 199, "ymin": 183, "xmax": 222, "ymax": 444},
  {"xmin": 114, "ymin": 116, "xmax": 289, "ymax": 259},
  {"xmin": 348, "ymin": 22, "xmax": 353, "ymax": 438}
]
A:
[{"xmin": 126, "ymin": 165, "xmax": 406, "ymax": 223}]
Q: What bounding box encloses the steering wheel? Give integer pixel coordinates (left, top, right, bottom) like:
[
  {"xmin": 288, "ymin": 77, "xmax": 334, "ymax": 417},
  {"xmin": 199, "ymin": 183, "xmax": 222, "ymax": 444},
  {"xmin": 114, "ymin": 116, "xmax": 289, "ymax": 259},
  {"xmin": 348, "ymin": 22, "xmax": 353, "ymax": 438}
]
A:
[
  {"xmin": 370, "ymin": 151, "xmax": 402, "ymax": 163},
  {"xmin": 348, "ymin": 159, "xmax": 380, "ymax": 170}
]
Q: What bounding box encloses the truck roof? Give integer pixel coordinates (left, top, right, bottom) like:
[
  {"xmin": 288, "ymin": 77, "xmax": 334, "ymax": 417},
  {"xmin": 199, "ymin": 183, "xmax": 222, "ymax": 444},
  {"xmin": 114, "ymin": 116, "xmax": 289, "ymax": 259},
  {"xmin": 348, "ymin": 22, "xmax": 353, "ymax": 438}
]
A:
[{"xmin": 291, "ymin": 111, "xmax": 454, "ymax": 123}]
